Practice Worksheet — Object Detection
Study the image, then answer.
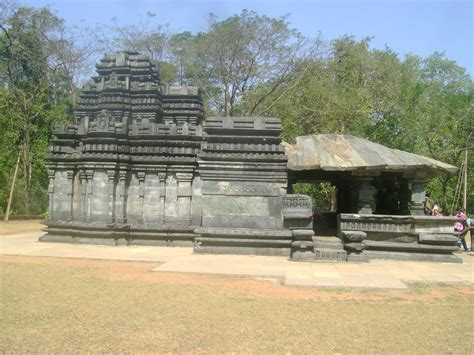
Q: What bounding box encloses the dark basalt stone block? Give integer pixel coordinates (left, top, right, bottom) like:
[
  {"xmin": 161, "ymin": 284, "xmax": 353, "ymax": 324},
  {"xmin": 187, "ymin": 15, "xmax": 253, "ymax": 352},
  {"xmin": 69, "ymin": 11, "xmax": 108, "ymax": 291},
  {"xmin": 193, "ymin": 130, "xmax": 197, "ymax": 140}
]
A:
[
  {"xmin": 418, "ymin": 234, "xmax": 459, "ymax": 245},
  {"xmin": 346, "ymin": 252, "xmax": 368, "ymax": 263},
  {"xmin": 194, "ymin": 245, "xmax": 291, "ymax": 257},
  {"xmin": 313, "ymin": 236, "xmax": 345, "ymax": 250},
  {"xmin": 362, "ymin": 240, "xmax": 458, "ymax": 254},
  {"xmin": 341, "ymin": 230, "xmax": 366, "ymax": 242},
  {"xmin": 315, "ymin": 249, "xmax": 348, "ymax": 262},
  {"xmin": 344, "ymin": 242, "xmax": 366, "ymax": 252},
  {"xmin": 363, "ymin": 250, "xmax": 462, "ymax": 263}
]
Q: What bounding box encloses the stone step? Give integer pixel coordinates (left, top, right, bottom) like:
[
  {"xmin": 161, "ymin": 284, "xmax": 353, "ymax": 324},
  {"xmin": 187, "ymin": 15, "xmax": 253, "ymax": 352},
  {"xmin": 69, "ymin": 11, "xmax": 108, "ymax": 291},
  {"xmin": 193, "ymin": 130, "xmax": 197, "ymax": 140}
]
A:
[
  {"xmin": 418, "ymin": 233, "xmax": 458, "ymax": 245},
  {"xmin": 194, "ymin": 227, "xmax": 293, "ymax": 239},
  {"xmin": 362, "ymin": 240, "xmax": 458, "ymax": 254},
  {"xmin": 314, "ymin": 248, "xmax": 347, "ymax": 262},
  {"xmin": 312, "ymin": 236, "xmax": 345, "ymax": 250},
  {"xmin": 341, "ymin": 230, "xmax": 366, "ymax": 242}
]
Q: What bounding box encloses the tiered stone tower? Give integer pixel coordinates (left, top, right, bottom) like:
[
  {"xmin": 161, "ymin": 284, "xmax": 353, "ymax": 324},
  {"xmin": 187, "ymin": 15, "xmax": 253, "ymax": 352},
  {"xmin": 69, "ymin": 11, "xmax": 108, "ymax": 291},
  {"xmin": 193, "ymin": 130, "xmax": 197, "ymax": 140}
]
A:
[
  {"xmin": 42, "ymin": 51, "xmax": 314, "ymax": 257},
  {"xmin": 44, "ymin": 51, "xmax": 204, "ymax": 245}
]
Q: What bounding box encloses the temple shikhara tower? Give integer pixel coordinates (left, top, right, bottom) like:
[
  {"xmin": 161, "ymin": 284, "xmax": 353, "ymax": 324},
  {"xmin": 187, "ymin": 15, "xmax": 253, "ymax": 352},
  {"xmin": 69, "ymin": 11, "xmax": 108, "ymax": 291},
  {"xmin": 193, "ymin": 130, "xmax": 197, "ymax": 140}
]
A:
[
  {"xmin": 43, "ymin": 51, "xmax": 313, "ymax": 257},
  {"xmin": 43, "ymin": 51, "xmax": 463, "ymax": 263}
]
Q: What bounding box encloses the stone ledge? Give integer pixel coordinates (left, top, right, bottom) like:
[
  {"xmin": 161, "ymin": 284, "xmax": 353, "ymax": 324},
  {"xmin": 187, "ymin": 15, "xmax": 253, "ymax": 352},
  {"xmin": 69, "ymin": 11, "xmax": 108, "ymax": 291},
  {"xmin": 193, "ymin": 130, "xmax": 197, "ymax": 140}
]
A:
[
  {"xmin": 194, "ymin": 245, "xmax": 290, "ymax": 257},
  {"xmin": 418, "ymin": 234, "xmax": 459, "ymax": 245},
  {"xmin": 363, "ymin": 250, "xmax": 463, "ymax": 263},
  {"xmin": 362, "ymin": 240, "xmax": 458, "ymax": 254},
  {"xmin": 194, "ymin": 227, "xmax": 292, "ymax": 238},
  {"xmin": 313, "ymin": 237, "xmax": 345, "ymax": 250}
]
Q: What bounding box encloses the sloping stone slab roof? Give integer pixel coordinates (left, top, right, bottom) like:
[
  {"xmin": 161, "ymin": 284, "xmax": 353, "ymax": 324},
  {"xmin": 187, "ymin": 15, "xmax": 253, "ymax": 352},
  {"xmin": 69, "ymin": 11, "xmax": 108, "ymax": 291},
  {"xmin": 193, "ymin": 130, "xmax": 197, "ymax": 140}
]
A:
[{"xmin": 284, "ymin": 134, "xmax": 457, "ymax": 177}]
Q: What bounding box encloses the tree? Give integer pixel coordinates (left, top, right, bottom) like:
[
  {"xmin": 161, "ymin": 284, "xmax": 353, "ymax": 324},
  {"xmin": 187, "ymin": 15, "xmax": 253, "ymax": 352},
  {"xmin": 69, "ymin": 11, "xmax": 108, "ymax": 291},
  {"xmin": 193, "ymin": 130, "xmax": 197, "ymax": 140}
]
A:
[
  {"xmin": 263, "ymin": 36, "xmax": 473, "ymax": 212},
  {"xmin": 398, "ymin": 53, "xmax": 473, "ymax": 211},
  {"xmin": 0, "ymin": 5, "xmax": 72, "ymax": 217},
  {"xmin": 93, "ymin": 13, "xmax": 176, "ymax": 84},
  {"xmin": 180, "ymin": 10, "xmax": 321, "ymax": 116}
]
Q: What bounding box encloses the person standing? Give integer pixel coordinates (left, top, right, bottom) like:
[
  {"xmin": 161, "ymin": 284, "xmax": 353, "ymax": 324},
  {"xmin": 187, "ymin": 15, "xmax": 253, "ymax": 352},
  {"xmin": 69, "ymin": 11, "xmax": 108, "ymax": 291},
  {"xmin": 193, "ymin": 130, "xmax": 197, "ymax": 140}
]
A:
[
  {"xmin": 432, "ymin": 202, "xmax": 442, "ymax": 216},
  {"xmin": 454, "ymin": 208, "xmax": 470, "ymax": 252},
  {"xmin": 423, "ymin": 191, "xmax": 433, "ymax": 215}
]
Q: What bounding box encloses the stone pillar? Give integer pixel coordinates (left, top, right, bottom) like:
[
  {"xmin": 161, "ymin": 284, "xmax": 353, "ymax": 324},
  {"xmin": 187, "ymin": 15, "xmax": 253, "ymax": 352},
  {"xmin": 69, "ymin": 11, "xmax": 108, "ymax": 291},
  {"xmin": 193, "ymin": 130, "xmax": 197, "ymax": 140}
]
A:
[
  {"xmin": 79, "ymin": 170, "xmax": 87, "ymax": 222},
  {"xmin": 164, "ymin": 173, "xmax": 178, "ymax": 223},
  {"xmin": 106, "ymin": 170, "xmax": 116, "ymax": 223},
  {"xmin": 399, "ymin": 178, "xmax": 410, "ymax": 215},
  {"xmin": 190, "ymin": 175, "xmax": 202, "ymax": 226},
  {"xmin": 158, "ymin": 172, "xmax": 166, "ymax": 223},
  {"xmin": 410, "ymin": 179, "xmax": 425, "ymax": 215},
  {"xmin": 335, "ymin": 181, "xmax": 351, "ymax": 213},
  {"xmin": 355, "ymin": 177, "xmax": 374, "ymax": 214},
  {"xmin": 176, "ymin": 173, "xmax": 193, "ymax": 224},
  {"xmin": 115, "ymin": 170, "xmax": 128, "ymax": 223},
  {"xmin": 137, "ymin": 172, "xmax": 146, "ymax": 223},
  {"xmin": 66, "ymin": 170, "xmax": 75, "ymax": 221},
  {"xmin": 47, "ymin": 169, "xmax": 55, "ymax": 220},
  {"xmin": 85, "ymin": 170, "xmax": 94, "ymax": 222}
]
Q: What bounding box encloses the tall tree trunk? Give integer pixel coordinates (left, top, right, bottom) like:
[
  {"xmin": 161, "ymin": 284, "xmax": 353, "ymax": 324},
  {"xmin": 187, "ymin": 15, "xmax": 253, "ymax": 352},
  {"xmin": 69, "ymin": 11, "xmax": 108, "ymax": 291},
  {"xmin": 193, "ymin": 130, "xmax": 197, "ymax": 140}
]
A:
[
  {"xmin": 463, "ymin": 146, "xmax": 468, "ymax": 210},
  {"xmin": 3, "ymin": 150, "xmax": 21, "ymax": 222},
  {"xmin": 23, "ymin": 115, "xmax": 32, "ymax": 214}
]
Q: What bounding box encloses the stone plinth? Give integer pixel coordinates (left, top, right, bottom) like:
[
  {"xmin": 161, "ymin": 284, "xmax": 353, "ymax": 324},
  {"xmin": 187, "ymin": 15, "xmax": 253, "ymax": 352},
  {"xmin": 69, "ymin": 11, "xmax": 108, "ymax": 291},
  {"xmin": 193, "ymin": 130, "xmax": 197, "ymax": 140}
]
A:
[{"xmin": 338, "ymin": 213, "xmax": 461, "ymax": 263}]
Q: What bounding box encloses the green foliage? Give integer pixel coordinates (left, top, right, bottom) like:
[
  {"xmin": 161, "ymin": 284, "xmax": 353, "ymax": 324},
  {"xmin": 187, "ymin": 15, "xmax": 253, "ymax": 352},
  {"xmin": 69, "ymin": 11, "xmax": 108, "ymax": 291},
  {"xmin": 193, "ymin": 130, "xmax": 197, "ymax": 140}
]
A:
[
  {"xmin": 0, "ymin": 6, "xmax": 472, "ymax": 216},
  {"xmin": 176, "ymin": 10, "xmax": 316, "ymax": 116},
  {"xmin": 293, "ymin": 182, "xmax": 336, "ymax": 211},
  {"xmin": 268, "ymin": 36, "xmax": 473, "ymax": 212},
  {"xmin": 0, "ymin": 5, "xmax": 71, "ymax": 215}
]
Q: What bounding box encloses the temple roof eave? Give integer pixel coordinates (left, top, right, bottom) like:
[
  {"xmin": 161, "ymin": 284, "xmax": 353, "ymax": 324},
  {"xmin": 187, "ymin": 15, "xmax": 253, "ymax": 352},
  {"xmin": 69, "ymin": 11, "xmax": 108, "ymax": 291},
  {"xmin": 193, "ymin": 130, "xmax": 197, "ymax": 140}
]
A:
[{"xmin": 283, "ymin": 134, "xmax": 458, "ymax": 180}]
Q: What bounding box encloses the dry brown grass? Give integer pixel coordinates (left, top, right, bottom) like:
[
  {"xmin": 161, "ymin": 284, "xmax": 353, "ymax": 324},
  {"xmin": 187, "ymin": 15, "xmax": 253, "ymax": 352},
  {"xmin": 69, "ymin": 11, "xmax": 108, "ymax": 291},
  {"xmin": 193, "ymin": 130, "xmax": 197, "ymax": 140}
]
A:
[
  {"xmin": 0, "ymin": 220, "xmax": 43, "ymax": 235},
  {"xmin": 1, "ymin": 255, "xmax": 472, "ymax": 353}
]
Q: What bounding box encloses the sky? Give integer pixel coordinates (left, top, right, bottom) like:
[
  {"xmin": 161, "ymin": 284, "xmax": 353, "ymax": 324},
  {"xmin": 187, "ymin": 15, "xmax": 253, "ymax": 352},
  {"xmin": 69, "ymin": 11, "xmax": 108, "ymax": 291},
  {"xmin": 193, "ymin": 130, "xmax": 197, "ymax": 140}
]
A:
[{"xmin": 22, "ymin": 0, "xmax": 473, "ymax": 75}]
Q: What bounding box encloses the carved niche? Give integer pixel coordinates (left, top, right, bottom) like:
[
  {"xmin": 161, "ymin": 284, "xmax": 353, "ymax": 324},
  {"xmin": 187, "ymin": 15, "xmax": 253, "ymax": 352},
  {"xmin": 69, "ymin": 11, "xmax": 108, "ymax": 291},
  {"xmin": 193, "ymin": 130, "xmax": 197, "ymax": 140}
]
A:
[{"xmin": 96, "ymin": 109, "xmax": 112, "ymax": 131}]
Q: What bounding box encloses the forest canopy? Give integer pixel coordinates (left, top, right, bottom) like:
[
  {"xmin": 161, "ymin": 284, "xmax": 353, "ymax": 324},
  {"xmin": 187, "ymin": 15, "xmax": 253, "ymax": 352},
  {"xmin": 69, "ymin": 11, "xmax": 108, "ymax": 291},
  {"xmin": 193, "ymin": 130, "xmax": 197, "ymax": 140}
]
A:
[{"xmin": 0, "ymin": 3, "xmax": 472, "ymax": 217}]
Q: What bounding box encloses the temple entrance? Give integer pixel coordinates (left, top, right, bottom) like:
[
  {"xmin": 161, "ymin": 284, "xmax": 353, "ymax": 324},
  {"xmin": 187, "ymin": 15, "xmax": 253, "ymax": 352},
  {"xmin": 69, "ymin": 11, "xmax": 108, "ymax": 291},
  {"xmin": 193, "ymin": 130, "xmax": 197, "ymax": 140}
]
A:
[{"xmin": 288, "ymin": 172, "xmax": 412, "ymax": 237}]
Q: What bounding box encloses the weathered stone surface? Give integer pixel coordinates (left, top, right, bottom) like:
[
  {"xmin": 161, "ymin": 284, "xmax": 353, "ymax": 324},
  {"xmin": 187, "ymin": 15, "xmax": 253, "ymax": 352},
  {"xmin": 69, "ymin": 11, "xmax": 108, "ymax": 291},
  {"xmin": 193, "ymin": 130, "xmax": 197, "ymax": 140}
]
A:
[
  {"xmin": 313, "ymin": 236, "xmax": 345, "ymax": 250},
  {"xmin": 292, "ymin": 229, "xmax": 314, "ymax": 239},
  {"xmin": 346, "ymin": 252, "xmax": 369, "ymax": 262},
  {"xmin": 285, "ymin": 134, "xmax": 458, "ymax": 177},
  {"xmin": 411, "ymin": 216, "xmax": 462, "ymax": 234},
  {"xmin": 418, "ymin": 234, "xmax": 459, "ymax": 245},
  {"xmin": 362, "ymin": 240, "xmax": 458, "ymax": 254},
  {"xmin": 341, "ymin": 231, "xmax": 366, "ymax": 242},
  {"xmin": 314, "ymin": 249, "xmax": 348, "ymax": 262},
  {"xmin": 363, "ymin": 250, "xmax": 462, "ymax": 263},
  {"xmin": 344, "ymin": 242, "xmax": 366, "ymax": 252},
  {"xmin": 194, "ymin": 245, "xmax": 291, "ymax": 257},
  {"xmin": 339, "ymin": 213, "xmax": 412, "ymax": 234},
  {"xmin": 338, "ymin": 213, "xmax": 461, "ymax": 262}
]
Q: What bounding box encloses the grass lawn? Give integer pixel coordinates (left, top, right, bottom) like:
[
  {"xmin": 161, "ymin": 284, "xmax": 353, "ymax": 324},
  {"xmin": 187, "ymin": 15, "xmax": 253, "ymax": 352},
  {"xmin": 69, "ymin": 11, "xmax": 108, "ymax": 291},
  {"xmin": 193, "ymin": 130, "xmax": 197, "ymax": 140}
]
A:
[{"xmin": 1, "ymin": 255, "xmax": 472, "ymax": 353}]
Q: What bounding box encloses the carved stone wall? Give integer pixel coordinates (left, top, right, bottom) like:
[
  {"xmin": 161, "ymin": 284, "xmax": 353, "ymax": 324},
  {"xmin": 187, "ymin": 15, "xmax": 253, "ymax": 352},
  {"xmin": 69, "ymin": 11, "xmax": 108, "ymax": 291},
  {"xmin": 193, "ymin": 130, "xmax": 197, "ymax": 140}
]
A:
[
  {"xmin": 338, "ymin": 214, "xmax": 462, "ymax": 263},
  {"xmin": 42, "ymin": 52, "xmax": 297, "ymax": 254},
  {"xmin": 43, "ymin": 52, "xmax": 204, "ymax": 245},
  {"xmin": 194, "ymin": 116, "xmax": 291, "ymax": 256}
]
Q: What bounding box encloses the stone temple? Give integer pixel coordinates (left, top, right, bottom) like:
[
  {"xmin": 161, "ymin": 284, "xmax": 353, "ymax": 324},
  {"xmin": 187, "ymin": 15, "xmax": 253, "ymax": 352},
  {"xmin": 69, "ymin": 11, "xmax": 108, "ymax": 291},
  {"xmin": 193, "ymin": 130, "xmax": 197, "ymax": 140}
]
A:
[{"xmin": 42, "ymin": 51, "xmax": 463, "ymax": 263}]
